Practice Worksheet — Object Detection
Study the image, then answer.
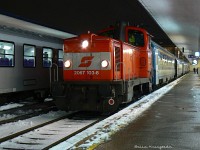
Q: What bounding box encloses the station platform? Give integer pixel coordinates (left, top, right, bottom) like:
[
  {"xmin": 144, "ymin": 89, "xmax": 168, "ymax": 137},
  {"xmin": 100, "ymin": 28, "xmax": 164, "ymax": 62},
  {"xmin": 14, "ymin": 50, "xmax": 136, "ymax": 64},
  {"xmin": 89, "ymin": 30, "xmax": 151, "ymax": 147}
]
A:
[{"xmin": 95, "ymin": 72, "xmax": 200, "ymax": 150}]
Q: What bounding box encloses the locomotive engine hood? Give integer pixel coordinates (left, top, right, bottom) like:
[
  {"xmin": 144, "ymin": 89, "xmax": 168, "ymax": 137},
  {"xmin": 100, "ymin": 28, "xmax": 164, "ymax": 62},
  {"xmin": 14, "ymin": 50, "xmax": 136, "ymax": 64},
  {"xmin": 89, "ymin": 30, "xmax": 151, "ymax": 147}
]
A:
[{"xmin": 63, "ymin": 33, "xmax": 114, "ymax": 81}]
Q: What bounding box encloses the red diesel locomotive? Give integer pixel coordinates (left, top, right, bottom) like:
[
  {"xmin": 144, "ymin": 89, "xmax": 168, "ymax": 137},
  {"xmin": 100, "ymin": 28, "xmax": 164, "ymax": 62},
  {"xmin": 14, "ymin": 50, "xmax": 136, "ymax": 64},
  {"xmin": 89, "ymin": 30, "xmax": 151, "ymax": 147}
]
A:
[{"xmin": 52, "ymin": 23, "xmax": 153, "ymax": 113}]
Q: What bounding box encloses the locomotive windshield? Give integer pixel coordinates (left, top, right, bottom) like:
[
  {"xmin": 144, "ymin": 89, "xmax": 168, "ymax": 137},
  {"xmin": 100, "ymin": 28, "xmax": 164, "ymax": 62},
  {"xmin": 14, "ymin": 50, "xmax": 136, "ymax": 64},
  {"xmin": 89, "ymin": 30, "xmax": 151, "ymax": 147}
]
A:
[{"xmin": 128, "ymin": 30, "xmax": 144, "ymax": 47}]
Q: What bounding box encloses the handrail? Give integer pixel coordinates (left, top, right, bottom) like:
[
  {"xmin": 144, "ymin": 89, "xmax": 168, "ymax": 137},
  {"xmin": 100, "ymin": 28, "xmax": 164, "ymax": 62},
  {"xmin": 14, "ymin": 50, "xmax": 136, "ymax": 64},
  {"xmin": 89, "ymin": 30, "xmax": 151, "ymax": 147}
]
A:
[
  {"xmin": 50, "ymin": 63, "xmax": 59, "ymax": 82},
  {"xmin": 115, "ymin": 62, "xmax": 126, "ymax": 93},
  {"xmin": 49, "ymin": 63, "xmax": 58, "ymax": 93}
]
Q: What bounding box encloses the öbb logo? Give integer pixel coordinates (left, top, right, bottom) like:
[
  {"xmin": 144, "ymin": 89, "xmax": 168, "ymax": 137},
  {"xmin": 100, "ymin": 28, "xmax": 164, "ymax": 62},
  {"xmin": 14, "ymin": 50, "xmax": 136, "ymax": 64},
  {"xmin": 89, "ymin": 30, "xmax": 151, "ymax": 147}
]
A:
[{"xmin": 79, "ymin": 56, "xmax": 94, "ymax": 67}]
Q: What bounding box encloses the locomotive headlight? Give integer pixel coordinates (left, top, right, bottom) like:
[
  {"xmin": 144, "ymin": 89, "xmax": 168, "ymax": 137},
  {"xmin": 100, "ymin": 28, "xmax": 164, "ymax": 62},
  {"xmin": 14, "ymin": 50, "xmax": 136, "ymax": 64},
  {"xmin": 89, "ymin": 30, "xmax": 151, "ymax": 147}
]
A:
[
  {"xmin": 82, "ymin": 40, "xmax": 89, "ymax": 49},
  {"xmin": 101, "ymin": 60, "xmax": 109, "ymax": 68},
  {"xmin": 64, "ymin": 60, "xmax": 71, "ymax": 68}
]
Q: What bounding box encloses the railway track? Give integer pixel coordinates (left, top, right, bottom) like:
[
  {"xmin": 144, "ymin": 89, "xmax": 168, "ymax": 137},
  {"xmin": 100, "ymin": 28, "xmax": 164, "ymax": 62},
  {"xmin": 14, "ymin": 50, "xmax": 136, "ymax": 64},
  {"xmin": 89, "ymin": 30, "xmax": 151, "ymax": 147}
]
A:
[
  {"xmin": 0, "ymin": 101, "xmax": 56, "ymax": 125},
  {"xmin": 0, "ymin": 106, "xmax": 101, "ymax": 150}
]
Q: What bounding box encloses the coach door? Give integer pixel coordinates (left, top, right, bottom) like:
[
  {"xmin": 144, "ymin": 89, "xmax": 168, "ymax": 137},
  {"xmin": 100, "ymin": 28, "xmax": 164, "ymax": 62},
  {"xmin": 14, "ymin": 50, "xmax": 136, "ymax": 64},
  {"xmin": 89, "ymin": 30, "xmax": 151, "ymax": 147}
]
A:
[{"xmin": 114, "ymin": 45, "xmax": 122, "ymax": 80}]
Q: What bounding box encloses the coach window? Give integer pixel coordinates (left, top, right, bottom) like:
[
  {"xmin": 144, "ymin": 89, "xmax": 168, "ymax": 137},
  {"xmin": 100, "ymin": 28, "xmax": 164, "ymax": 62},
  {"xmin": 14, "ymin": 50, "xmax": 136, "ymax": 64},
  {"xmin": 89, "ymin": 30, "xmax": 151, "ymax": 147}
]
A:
[
  {"xmin": 0, "ymin": 41, "xmax": 14, "ymax": 67},
  {"xmin": 43, "ymin": 48, "xmax": 52, "ymax": 67},
  {"xmin": 58, "ymin": 50, "xmax": 63, "ymax": 67},
  {"xmin": 24, "ymin": 44, "xmax": 36, "ymax": 67}
]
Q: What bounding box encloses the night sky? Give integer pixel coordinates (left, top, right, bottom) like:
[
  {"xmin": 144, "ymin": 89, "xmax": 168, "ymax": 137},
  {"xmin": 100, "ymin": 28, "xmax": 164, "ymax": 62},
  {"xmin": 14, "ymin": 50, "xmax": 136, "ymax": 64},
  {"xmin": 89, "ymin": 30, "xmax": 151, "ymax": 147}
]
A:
[{"xmin": 0, "ymin": 0, "xmax": 175, "ymax": 46}]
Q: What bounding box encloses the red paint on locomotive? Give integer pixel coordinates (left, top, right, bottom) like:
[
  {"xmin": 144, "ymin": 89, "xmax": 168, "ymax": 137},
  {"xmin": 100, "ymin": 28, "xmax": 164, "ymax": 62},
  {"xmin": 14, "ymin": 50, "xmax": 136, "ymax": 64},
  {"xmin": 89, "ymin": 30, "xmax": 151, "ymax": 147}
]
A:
[{"xmin": 63, "ymin": 26, "xmax": 151, "ymax": 82}]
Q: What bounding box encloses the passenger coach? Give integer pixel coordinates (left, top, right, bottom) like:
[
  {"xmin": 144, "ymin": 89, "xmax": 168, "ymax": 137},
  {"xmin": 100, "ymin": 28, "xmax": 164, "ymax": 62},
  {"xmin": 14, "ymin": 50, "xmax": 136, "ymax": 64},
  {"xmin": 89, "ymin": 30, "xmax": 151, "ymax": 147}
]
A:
[{"xmin": 0, "ymin": 14, "xmax": 75, "ymax": 101}]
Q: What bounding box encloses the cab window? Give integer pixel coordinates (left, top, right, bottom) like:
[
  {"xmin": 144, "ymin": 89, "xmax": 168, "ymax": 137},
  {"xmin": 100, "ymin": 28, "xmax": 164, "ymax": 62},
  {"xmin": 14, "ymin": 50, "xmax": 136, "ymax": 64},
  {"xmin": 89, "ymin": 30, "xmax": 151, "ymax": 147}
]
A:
[
  {"xmin": 24, "ymin": 44, "xmax": 36, "ymax": 67},
  {"xmin": 0, "ymin": 41, "xmax": 14, "ymax": 67},
  {"xmin": 43, "ymin": 47, "xmax": 53, "ymax": 67},
  {"xmin": 128, "ymin": 30, "xmax": 144, "ymax": 46}
]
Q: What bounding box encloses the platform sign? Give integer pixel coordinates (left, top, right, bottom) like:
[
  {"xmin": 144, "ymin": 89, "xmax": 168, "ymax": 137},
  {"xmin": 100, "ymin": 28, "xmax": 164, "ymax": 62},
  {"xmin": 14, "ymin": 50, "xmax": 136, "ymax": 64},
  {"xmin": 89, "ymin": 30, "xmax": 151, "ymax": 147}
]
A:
[{"xmin": 188, "ymin": 55, "xmax": 198, "ymax": 58}]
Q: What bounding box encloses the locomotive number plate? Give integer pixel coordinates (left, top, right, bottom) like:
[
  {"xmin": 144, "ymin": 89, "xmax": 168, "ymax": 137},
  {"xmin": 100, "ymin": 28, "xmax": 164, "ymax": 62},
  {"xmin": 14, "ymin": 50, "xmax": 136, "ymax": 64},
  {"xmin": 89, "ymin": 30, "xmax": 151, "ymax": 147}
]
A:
[{"xmin": 74, "ymin": 70, "xmax": 99, "ymax": 75}]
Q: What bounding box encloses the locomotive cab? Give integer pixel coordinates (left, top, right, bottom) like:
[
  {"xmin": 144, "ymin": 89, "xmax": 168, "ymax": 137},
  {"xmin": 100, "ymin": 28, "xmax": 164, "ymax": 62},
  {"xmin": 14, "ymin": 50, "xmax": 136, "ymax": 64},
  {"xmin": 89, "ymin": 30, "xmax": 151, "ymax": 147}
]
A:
[{"xmin": 99, "ymin": 24, "xmax": 152, "ymax": 79}]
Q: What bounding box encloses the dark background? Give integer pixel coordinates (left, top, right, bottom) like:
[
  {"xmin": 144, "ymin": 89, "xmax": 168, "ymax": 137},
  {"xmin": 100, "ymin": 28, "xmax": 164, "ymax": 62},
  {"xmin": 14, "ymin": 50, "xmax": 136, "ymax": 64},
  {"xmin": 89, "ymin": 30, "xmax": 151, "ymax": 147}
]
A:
[{"xmin": 0, "ymin": 0, "xmax": 175, "ymax": 47}]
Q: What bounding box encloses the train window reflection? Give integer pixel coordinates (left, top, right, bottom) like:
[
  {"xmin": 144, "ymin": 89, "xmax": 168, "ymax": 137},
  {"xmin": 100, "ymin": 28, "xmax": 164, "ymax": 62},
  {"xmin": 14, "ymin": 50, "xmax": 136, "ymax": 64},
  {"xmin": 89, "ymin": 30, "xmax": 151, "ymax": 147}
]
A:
[
  {"xmin": 43, "ymin": 47, "xmax": 52, "ymax": 67},
  {"xmin": 58, "ymin": 50, "xmax": 63, "ymax": 67},
  {"xmin": 0, "ymin": 41, "xmax": 14, "ymax": 67},
  {"xmin": 24, "ymin": 44, "xmax": 36, "ymax": 67}
]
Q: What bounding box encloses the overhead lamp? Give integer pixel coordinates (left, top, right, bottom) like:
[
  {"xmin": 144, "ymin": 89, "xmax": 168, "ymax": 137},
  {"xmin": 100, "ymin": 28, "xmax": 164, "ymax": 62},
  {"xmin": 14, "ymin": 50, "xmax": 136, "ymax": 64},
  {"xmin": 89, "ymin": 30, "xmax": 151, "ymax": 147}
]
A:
[
  {"xmin": 3, "ymin": 45, "xmax": 11, "ymax": 50},
  {"xmin": 195, "ymin": 52, "xmax": 200, "ymax": 57}
]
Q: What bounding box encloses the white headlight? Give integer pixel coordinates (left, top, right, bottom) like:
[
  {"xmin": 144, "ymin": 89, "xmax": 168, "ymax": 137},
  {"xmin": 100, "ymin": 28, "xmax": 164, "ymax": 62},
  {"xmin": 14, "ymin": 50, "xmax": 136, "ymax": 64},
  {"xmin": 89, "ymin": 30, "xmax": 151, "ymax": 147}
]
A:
[
  {"xmin": 64, "ymin": 60, "xmax": 71, "ymax": 68},
  {"xmin": 101, "ymin": 60, "xmax": 109, "ymax": 68},
  {"xmin": 82, "ymin": 40, "xmax": 89, "ymax": 48}
]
